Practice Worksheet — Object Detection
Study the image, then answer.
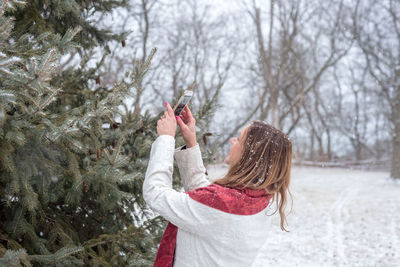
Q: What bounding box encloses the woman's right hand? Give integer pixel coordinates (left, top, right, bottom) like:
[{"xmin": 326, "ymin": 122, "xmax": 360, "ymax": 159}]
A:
[{"xmin": 176, "ymin": 105, "xmax": 197, "ymax": 148}]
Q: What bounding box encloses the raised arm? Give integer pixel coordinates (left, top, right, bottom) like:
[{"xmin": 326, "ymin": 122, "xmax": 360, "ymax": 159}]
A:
[
  {"xmin": 174, "ymin": 144, "xmax": 210, "ymax": 192},
  {"xmin": 175, "ymin": 106, "xmax": 210, "ymax": 190},
  {"xmin": 143, "ymin": 103, "xmax": 219, "ymax": 236},
  {"xmin": 143, "ymin": 135, "xmax": 216, "ymax": 236}
]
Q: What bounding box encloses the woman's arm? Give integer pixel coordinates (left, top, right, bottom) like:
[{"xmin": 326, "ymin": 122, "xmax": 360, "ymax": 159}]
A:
[
  {"xmin": 174, "ymin": 105, "xmax": 210, "ymax": 190},
  {"xmin": 142, "ymin": 135, "xmax": 216, "ymax": 236},
  {"xmin": 174, "ymin": 144, "xmax": 211, "ymax": 192}
]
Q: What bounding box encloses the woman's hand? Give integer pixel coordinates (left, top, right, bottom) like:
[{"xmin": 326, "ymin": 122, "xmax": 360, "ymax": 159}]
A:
[
  {"xmin": 157, "ymin": 102, "xmax": 177, "ymax": 137},
  {"xmin": 176, "ymin": 105, "xmax": 197, "ymax": 148}
]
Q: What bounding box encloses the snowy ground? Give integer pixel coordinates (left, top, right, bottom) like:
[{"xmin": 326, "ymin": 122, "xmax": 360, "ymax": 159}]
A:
[{"xmin": 207, "ymin": 165, "xmax": 400, "ymax": 267}]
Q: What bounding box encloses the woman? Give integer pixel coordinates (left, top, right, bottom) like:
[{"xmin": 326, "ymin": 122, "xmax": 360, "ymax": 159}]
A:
[{"xmin": 143, "ymin": 102, "xmax": 292, "ymax": 267}]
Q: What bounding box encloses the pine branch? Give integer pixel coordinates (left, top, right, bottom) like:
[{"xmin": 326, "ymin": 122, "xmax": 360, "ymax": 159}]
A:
[
  {"xmin": 0, "ymin": 90, "xmax": 17, "ymax": 104},
  {"xmin": 39, "ymin": 88, "xmax": 62, "ymax": 110},
  {"xmin": 112, "ymin": 137, "xmax": 125, "ymax": 165},
  {"xmin": 10, "ymin": 207, "xmax": 24, "ymax": 235},
  {"xmin": 28, "ymin": 246, "xmax": 84, "ymax": 264},
  {"xmin": 35, "ymin": 49, "xmax": 57, "ymax": 77},
  {"xmin": 0, "ymin": 248, "xmax": 29, "ymax": 267}
]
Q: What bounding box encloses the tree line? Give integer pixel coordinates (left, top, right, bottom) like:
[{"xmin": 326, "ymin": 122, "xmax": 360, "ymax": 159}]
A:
[{"xmin": 97, "ymin": 0, "xmax": 399, "ymax": 178}]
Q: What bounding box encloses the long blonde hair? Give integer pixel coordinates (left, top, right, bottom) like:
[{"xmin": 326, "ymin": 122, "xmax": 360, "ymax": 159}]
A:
[{"xmin": 213, "ymin": 121, "xmax": 292, "ymax": 231}]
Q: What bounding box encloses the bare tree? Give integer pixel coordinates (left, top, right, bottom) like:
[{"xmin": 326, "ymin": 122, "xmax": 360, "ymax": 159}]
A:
[
  {"xmin": 90, "ymin": 0, "xmax": 163, "ymax": 120},
  {"xmin": 353, "ymin": 0, "xmax": 400, "ymax": 178},
  {"xmin": 148, "ymin": 0, "xmax": 238, "ymax": 135},
  {"xmin": 218, "ymin": 0, "xmax": 351, "ymax": 148},
  {"xmin": 332, "ymin": 62, "xmax": 378, "ymax": 161}
]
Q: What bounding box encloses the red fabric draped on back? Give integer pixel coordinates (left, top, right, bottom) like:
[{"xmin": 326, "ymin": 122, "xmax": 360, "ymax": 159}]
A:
[{"xmin": 153, "ymin": 184, "xmax": 272, "ymax": 267}]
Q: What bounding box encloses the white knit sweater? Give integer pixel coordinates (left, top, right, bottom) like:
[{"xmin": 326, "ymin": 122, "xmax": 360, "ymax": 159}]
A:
[{"xmin": 143, "ymin": 135, "xmax": 272, "ymax": 267}]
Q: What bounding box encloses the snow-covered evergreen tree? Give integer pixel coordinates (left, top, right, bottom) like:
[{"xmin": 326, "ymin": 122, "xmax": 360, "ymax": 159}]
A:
[{"xmin": 0, "ymin": 0, "xmax": 218, "ymax": 265}]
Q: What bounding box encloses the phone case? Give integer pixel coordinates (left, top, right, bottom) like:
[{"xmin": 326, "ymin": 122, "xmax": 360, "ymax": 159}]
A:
[{"xmin": 173, "ymin": 91, "xmax": 193, "ymax": 116}]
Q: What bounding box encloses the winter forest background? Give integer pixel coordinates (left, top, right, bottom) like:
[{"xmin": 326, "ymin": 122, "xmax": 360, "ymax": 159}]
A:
[
  {"xmin": 0, "ymin": 0, "xmax": 399, "ymax": 266},
  {"xmin": 100, "ymin": 0, "xmax": 400, "ymax": 176}
]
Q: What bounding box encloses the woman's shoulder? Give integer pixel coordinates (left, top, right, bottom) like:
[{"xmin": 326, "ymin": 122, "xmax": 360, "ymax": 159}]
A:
[{"xmin": 186, "ymin": 183, "xmax": 271, "ymax": 215}]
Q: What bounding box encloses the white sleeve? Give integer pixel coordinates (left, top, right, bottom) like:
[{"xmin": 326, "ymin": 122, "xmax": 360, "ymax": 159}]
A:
[
  {"xmin": 174, "ymin": 144, "xmax": 211, "ymax": 192},
  {"xmin": 142, "ymin": 135, "xmax": 217, "ymax": 236}
]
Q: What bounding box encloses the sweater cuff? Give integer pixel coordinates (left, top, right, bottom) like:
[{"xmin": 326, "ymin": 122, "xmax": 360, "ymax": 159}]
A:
[
  {"xmin": 154, "ymin": 135, "xmax": 175, "ymax": 147},
  {"xmin": 150, "ymin": 135, "xmax": 176, "ymax": 161},
  {"xmin": 174, "ymin": 144, "xmax": 205, "ymax": 173},
  {"xmin": 178, "ymin": 145, "xmax": 187, "ymax": 150},
  {"xmin": 174, "ymin": 143, "xmax": 201, "ymax": 159}
]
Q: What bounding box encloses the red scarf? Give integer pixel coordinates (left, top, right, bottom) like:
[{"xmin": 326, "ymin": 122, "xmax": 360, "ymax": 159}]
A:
[{"xmin": 153, "ymin": 184, "xmax": 272, "ymax": 267}]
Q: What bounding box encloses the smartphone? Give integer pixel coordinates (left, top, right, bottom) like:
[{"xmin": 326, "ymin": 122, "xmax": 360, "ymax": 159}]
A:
[{"xmin": 173, "ymin": 90, "xmax": 193, "ymax": 116}]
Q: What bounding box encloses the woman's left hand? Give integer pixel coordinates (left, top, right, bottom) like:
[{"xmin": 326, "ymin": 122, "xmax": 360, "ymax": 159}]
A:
[{"xmin": 157, "ymin": 102, "xmax": 177, "ymax": 137}]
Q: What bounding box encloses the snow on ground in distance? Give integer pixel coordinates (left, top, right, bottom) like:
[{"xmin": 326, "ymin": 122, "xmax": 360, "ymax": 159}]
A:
[{"xmin": 207, "ymin": 165, "xmax": 400, "ymax": 267}]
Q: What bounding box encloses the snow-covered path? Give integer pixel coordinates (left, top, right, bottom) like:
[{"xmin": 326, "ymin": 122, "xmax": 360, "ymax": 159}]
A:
[{"xmin": 207, "ymin": 165, "xmax": 400, "ymax": 267}]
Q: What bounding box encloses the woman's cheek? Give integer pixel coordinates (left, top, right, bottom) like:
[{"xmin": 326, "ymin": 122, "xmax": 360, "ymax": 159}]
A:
[{"xmin": 224, "ymin": 155, "xmax": 230, "ymax": 165}]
